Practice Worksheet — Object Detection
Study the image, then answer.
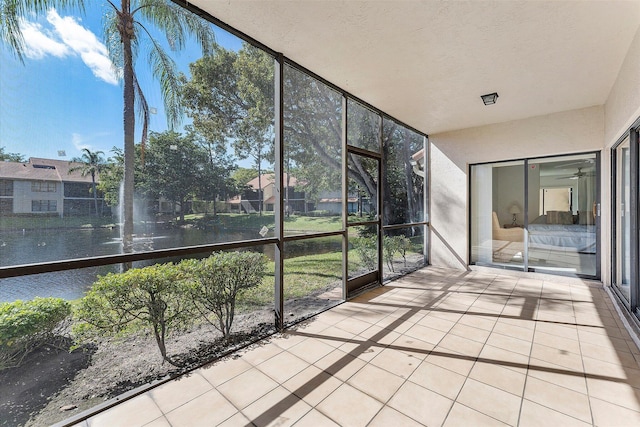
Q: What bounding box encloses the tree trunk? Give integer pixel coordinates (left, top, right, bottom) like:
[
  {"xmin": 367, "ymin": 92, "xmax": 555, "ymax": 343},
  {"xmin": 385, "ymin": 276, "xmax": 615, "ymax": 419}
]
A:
[
  {"xmin": 257, "ymin": 163, "xmax": 263, "ymax": 216},
  {"xmin": 179, "ymin": 197, "xmax": 185, "ymax": 222},
  {"xmin": 91, "ymin": 173, "xmax": 99, "ymax": 217},
  {"xmin": 121, "ymin": 2, "xmax": 135, "ymax": 256},
  {"xmin": 402, "ymin": 129, "xmax": 416, "ymax": 223}
]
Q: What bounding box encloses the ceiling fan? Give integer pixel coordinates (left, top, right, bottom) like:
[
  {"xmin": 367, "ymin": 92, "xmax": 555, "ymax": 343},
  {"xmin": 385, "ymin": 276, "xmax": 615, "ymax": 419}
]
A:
[
  {"xmin": 556, "ymin": 167, "xmax": 595, "ymax": 180},
  {"xmin": 553, "ymin": 158, "xmax": 595, "ymax": 169}
]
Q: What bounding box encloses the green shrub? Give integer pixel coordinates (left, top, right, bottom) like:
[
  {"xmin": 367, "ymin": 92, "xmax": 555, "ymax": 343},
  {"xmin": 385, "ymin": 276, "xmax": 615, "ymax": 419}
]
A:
[
  {"xmin": 0, "ymin": 297, "xmax": 71, "ymax": 370},
  {"xmin": 75, "ymin": 263, "xmax": 191, "ymax": 365},
  {"xmin": 352, "ymin": 236, "xmax": 377, "ymax": 271},
  {"xmin": 394, "ymin": 235, "xmax": 411, "ymax": 267},
  {"xmin": 182, "ymin": 251, "xmax": 266, "ymax": 340},
  {"xmin": 383, "ymin": 235, "xmax": 411, "ymax": 272},
  {"xmin": 383, "ymin": 236, "xmax": 399, "ymax": 272},
  {"xmin": 302, "ymin": 210, "xmax": 335, "ymax": 217}
]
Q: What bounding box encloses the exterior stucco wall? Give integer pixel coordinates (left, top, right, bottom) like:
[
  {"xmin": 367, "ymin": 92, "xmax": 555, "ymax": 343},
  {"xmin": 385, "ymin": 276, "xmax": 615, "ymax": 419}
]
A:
[
  {"xmin": 428, "ymin": 106, "xmax": 604, "ymax": 270},
  {"xmin": 13, "ymin": 179, "xmax": 64, "ymax": 216},
  {"xmin": 601, "ymin": 26, "xmax": 640, "ymax": 285},
  {"xmin": 605, "ymin": 27, "xmax": 640, "ymax": 147}
]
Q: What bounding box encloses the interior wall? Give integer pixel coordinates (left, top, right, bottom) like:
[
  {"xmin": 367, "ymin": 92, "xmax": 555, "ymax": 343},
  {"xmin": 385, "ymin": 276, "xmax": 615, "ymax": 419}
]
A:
[
  {"xmin": 429, "ymin": 106, "xmax": 604, "ymax": 270},
  {"xmin": 494, "ymin": 165, "xmax": 524, "ymax": 226}
]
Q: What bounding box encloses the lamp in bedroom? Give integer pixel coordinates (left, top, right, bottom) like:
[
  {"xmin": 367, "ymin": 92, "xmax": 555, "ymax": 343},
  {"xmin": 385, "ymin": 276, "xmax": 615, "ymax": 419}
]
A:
[{"xmin": 509, "ymin": 204, "xmax": 521, "ymax": 225}]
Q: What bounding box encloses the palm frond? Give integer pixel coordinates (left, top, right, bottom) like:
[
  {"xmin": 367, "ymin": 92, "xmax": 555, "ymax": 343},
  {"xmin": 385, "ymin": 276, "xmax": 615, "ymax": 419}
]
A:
[
  {"xmin": 133, "ymin": 72, "xmax": 150, "ymax": 164},
  {"xmin": 1, "ymin": 0, "xmax": 85, "ymax": 63},
  {"xmin": 135, "ymin": 0, "xmax": 215, "ymax": 56},
  {"xmin": 146, "ymin": 37, "xmax": 181, "ymax": 128},
  {"xmin": 103, "ymin": 8, "xmax": 124, "ymax": 73}
]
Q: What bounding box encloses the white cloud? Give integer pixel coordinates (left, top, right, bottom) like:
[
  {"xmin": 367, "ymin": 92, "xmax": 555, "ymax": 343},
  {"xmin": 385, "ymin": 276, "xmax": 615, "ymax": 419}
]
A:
[
  {"xmin": 20, "ymin": 9, "xmax": 120, "ymax": 85},
  {"xmin": 71, "ymin": 132, "xmax": 111, "ymax": 154},
  {"xmin": 71, "ymin": 133, "xmax": 90, "ymax": 151},
  {"xmin": 20, "ymin": 20, "xmax": 70, "ymax": 59}
]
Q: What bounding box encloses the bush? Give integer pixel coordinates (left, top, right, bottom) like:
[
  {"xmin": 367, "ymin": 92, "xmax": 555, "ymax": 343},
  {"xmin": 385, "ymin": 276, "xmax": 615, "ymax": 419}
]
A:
[
  {"xmin": 301, "ymin": 210, "xmax": 335, "ymax": 217},
  {"xmin": 75, "ymin": 263, "xmax": 191, "ymax": 365},
  {"xmin": 383, "ymin": 236, "xmax": 399, "ymax": 272},
  {"xmin": 383, "ymin": 235, "xmax": 411, "ymax": 272},
  {"xmin": 352, "ymin": 236, "xmax": 377, "ymax": 271},
  {"xmin": 0, "ymin": 297, "xmax": 71, "ymax": 370},
  {"xmin": 182, "ymin": 251, "xmax": 266, "ymax": 340}
]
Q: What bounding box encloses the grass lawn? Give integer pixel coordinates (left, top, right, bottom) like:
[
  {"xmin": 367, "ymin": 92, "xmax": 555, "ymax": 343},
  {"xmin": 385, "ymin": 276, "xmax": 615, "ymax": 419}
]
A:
[
  {"xmin": 0, "ymin": 212, "xmax": 343, "ymax": 233},
  {"xmin": 241, "ymin": 250, "xmax": 343, "ymax": 307},
  {"xmin": 184, "ymin": 212, "xmax": 342, "ymax": 233}
]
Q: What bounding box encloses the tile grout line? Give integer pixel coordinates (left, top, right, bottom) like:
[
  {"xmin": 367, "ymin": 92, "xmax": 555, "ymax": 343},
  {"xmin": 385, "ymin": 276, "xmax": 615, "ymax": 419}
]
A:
[
  {"xmin": 436, "ymin": 274, "xmax": 506, "ymax": 425},
  {"xmin": 577, "ymin": 283, "xmax": 598, "ymax": 427},
  {"xmin": 515, "ymin": 277, "xmax": 543, "ymax": 427}
]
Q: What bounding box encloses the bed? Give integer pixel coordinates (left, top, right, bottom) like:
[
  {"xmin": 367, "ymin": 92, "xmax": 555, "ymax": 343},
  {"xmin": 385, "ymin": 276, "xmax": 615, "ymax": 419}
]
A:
[{"xmin": 528, "ymin": 211, "xmax": 596, "ymax": 253}]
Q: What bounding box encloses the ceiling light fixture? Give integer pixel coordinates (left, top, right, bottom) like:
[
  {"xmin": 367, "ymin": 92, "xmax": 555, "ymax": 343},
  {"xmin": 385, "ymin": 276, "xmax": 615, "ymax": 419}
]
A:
[{"xmin": 481, "ymin": 92, "xmax": 499, "ymax": 105}]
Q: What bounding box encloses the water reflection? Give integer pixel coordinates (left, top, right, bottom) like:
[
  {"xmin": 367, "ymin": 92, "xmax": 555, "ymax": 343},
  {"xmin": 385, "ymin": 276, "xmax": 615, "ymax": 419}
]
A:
[
  {"xmin": 0, "ymin": 226, "xmax": 342, "ymax": 302},
  {"xmin": 0, "ymin": 226, "xmax": 261, "ymax": 302}
]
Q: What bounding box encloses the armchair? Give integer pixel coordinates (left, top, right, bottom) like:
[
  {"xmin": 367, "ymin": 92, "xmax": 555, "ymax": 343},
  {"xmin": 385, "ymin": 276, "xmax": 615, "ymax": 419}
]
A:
[{"xmin": 492, "ymin": 212, "xmax": 523, "ymax": 242}]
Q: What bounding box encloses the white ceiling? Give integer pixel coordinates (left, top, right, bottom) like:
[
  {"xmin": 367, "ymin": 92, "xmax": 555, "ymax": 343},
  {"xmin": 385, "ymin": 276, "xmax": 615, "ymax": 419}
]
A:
[{"xmin": 190, "ymin": 0, "xmax": 640, "ymax": 136}]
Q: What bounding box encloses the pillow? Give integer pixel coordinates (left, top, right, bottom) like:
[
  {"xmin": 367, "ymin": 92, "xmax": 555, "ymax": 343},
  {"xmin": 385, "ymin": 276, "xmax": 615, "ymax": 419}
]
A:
[
  {"xmin": 547, "ymin": 210, "xmax": 573, "ymax": 225},
  {"xmin": 578, "ymin": 210, "xmax": 595, "ymax": 225},
  {"xmin": 531, "ymin": 215, "xmax": 547, "ymax": 224}
]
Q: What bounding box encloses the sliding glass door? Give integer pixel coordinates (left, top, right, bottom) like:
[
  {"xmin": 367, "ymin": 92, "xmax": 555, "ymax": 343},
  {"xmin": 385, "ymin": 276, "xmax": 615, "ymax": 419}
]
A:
[
  {"xmin": 527, "ymin": 154, "xmax": 598, "ymax": 276},
  {"xmin": 470, "ymin": 161, "xmax": 525, "ymax": 268},
  {"xmin": 470, "ymin": 152, "xmax": 600, "ymax": 278},
  {"xmin": 612, "ymin": 125, "xmax": 639, "ymax": 314},
  {"xmin": 614, "ymin": 137, "xmax": 631, "ymax": 301}
]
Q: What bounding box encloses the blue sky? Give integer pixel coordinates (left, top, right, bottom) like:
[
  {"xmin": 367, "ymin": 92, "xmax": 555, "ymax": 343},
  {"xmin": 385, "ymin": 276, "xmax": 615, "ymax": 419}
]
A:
[{"xmin": 0, "ymin": 4, "xmax": 243, "ymax": 162}]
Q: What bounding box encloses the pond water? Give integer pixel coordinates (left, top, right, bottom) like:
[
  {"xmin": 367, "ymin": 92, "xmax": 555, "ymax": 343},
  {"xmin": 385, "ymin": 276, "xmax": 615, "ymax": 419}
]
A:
[
  {"xmin": 0, "ymin": 224, "xmax": 344, "ymax": 303},
  {"xmin": 0, "ymin": 225, "xmax": 264, "ymax": 303}
]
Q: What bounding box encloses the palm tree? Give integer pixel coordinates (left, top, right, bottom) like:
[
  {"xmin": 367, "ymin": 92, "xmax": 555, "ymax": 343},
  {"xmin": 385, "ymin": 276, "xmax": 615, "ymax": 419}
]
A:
[
  {"xmin": 69, "ymin": 148, "xmax": 106, "ymax": 217},
  {"xmin": 2, "ymin": 0, "xmax": 215, "ymax": 253},
  {"xmin": 105, "ymin": 0, "xmax": 215, "ymax": 253}
]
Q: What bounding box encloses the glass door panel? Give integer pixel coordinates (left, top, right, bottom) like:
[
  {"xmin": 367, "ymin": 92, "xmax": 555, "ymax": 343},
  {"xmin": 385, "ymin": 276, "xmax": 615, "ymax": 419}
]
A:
[
  {"xmin": 615, "ymin": 137, "xmax": 631, "ymax": 301},
  {"xmin": 470, "ymin": 161, "xmax": 525, "ymax": 268},
  {"xmin": 527, "ymin": 154, "xmax": 597, "ymax": 276},
  {"xmin": 347, "ymin": 153, "xmax": 378, "ymax": 223},
  {"xmin": 347, "ymin": 152, "xmax": 380, "ymax": 284}
]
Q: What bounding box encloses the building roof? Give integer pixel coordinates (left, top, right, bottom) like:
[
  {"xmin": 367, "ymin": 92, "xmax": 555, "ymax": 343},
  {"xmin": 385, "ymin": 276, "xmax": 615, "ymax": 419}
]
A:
[
  {"xmin": 0, "ymin": 157, "xmax": 97, "ymax": 183},
  {"xmin": 245, "ymin": 173, "xmax": 301, "ymax": 190}
]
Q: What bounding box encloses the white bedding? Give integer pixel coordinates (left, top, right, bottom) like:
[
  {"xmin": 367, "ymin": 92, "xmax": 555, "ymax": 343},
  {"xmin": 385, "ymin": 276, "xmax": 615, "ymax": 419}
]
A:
[{"xmin": 528, "ymin": 224, "xmax": 596, "ymax": 253}]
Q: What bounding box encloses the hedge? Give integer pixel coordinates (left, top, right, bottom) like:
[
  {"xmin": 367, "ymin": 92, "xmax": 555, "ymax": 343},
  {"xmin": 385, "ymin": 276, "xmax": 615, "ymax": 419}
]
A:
[{"xmin": 0, "ymin": 297, "xmax": 71, "ymax": 370}]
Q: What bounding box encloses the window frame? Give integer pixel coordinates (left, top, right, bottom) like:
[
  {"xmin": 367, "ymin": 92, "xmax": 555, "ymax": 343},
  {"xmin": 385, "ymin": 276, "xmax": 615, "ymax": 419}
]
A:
[
  {"xmin": 31, "ymin": 181, "xmax": 57, "ymax": 193},
  {"xmin": 611, "ymin": 121, "xmax": 640, "ymax": 314}
]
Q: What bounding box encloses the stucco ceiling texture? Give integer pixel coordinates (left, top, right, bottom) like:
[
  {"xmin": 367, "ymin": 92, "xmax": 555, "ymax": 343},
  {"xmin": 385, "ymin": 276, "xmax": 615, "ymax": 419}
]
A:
[{"xmin": 190, "ymin": 0, "xmax": 640, "ymax": 136}]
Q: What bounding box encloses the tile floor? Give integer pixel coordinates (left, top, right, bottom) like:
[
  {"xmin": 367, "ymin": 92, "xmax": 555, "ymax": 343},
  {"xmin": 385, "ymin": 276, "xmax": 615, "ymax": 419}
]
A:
[{"xmin": 72, "ymin": 267, "xmax": 640, "ymax": 426}]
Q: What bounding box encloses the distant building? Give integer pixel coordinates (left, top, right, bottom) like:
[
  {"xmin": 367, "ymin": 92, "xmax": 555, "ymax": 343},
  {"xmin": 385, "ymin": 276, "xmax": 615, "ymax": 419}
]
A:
[
  {"xmin": 227, "ymin": 172, "xmax": 375, "ymax": 216},
  {"xmin": 0, "ymin": 157, "xmax": 107, "ymax": 217},
  {"xmin": 228, "ymin": 173, "xmax": 312, "ymax": 214}
]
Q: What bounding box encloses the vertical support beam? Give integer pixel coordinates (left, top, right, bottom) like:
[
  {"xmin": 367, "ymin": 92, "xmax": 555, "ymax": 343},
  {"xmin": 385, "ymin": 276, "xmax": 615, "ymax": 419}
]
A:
[
  {"xmin": 424, "ymin": 135, "xmax": 430, "ymax": 265},
  {"xmin": 611, "ymin": 146, "xmax": 617, "ymax": 288},
  {"xmin": 523, "ymin": 159, "xmax": 529, "ymax": 272},
  {"xmin": 377, "ymin": 115, "xmax": 384, "ymax": 284},
  {"xmin": 630, "ymin": 128, "xmax": 639, "ymax": 313},
  {"xmin": 274, "ymin": 53, "xmax": 285, "ymax": 331},
  {"xmin": 595, "ymin": 151, "xmax": 601, "ymax": 279},
  {"xmin": 341, "ymin": 97, "xmax": 349, "ymax": 299}
]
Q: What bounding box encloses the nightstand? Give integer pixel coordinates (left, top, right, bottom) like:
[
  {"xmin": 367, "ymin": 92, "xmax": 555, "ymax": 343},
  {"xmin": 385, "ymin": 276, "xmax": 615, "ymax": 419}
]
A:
[{"xmin": 503, "ymin": 224, "xmax": 523, "ymax": 228}]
